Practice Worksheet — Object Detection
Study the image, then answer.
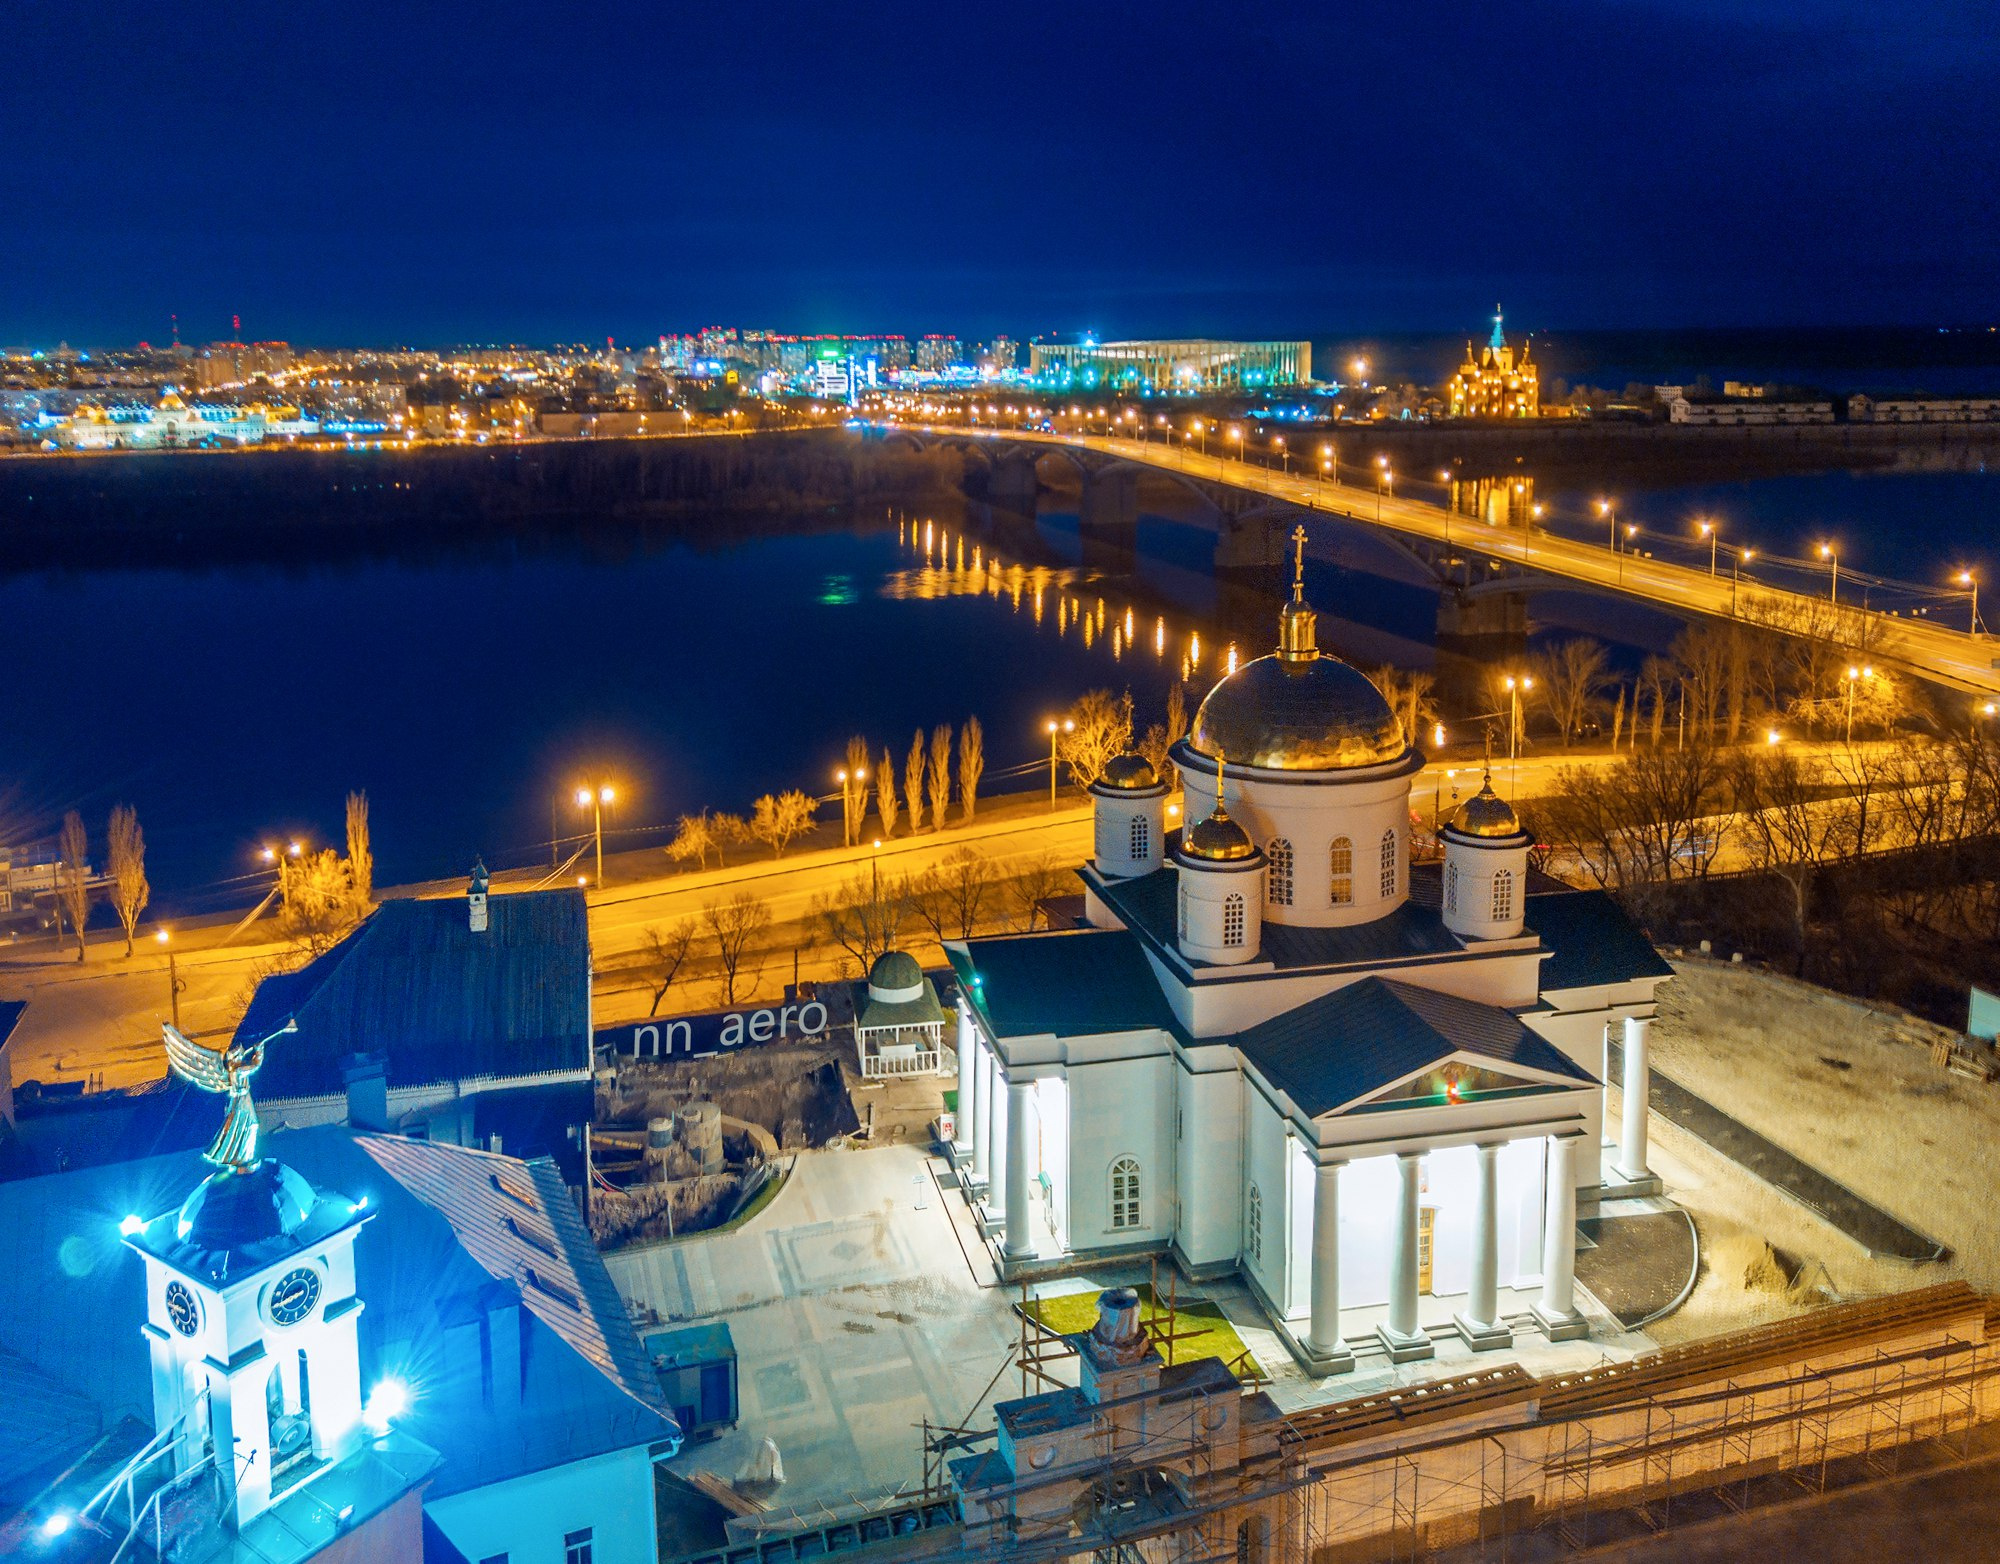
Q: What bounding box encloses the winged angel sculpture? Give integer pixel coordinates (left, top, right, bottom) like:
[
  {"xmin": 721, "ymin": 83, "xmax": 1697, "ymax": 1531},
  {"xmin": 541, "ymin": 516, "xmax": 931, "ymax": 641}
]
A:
[{"xmin": 164, "ymin": 1021, "xmax": 294, "ymax": 1172}]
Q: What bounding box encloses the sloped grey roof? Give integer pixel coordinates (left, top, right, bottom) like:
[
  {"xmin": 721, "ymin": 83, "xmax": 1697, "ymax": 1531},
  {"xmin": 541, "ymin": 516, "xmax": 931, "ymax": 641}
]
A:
[
  {"xmin": 948, "ymin": 930, "xmax": 1180, "ymax": 1039},
  {"xmin": 1233, "ymin": 976, "xmax": 1595, "ymax": 1118},
  {"xmin": 238, "ymin": 889, "xmax": 591, "ymax": 1099},
  {"xmin": 1524, "ymin": 890, "xmax": 1676, "ymax": 990}
]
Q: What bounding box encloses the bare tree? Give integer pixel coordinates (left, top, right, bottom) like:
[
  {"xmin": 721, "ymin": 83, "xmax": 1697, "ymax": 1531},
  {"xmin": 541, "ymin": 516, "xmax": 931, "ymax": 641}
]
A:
[
  {"xmin": 279, "ymin": 847, "xmax": 358, "ymax": 956},
  {"xmin": 1730, "ymin": 748, "xmax": 1856, "ymax": 971},
  {"xmin": 842, "ymin": 734, "xmax": 870, "ymax": 847},
  {"xmin": 909, "ymin": 847, "xmax": 999, "ymax": 942},
  {"xmin": 639, "ymin": 919, "xmax": 697, "ymax": 1016},
  {"xmin": 749, "ymin": 790, "xmax": 817, "ymax": 858},
  {"xmin": 1058, "ymin": 689, "xmax": 1134, "ymax": 789},
  {"xmin": 808, "ymin": 867, "xmax": 910, "ymax": 975},
  {"xmin": 1165, "ymin": 682, "xmax": 1188, "ymax": 761},
  {"xmin": 709, "ymin": 812, "xmax": 749, "ymax": 867},
  {"xmin": 904, "ymin": 731, "xmax": 927, "ymax": 834},
  {"xmin": 1138, "ymin": 722, "xmax": 1172, "ymax": 781},
  {"xmin": 1536, "ymin": 744, "xmax": 1729, "ymax": 893},
  {"xmin": 345, "ymin": 791, "xmax": 373, "ymax": 911},
  {"xmin": 57, "ymin": 810, "xmax": 90, "ymax": 962},
  {"xmin": 928, "ymin": 723, "xmax": 953, "ymax": 831},
  {"xmin": 106, "ymin": 804, "xmax": 149, "ymax": 956},
  {"xmin": 1533, "ymin": 639, "xmax": 1612, "ymax": 746},
  {"xmin": 1006, "ymin": 852, "xmax": 1074, "ymax": 931},
  {"xmin": 959, "ymin": 717, "xmax": 985, "ymax": 821},
  {"xmin": 668, "ymin": 811, "xmax": 716, "ymax": 871},
  {"xmin": 1639, "ymin": 655, "xmax": 1675, "ymax": 746},
  {"xmin": 703, "ymin": 892, "xmax": 771, "ymax": 1005}
]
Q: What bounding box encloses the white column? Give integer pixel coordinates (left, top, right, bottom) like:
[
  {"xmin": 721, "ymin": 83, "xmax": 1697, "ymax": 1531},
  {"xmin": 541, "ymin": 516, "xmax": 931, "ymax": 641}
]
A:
[
  {"xmin": 1454, "ymin": 1142, "xmax": 1509, "ymax": 1349},
  {"xmin": 1004, "ymin": 1080, "xmax": 1034, "ymax": 1260},
  {"xmin": 970, "ymin": 1041, "xmax": 990, "ymax": 1185},
  {"xmin": 1305, "ymin": 1161, "xmax": 1350, "ymax": 1367},
  {"xmin": 1376, "ymin": 1152, "xmax": 1432, "ymax": 1358},
  {"xmin": 988, "ymin": 1053, "xmax": 1008, "ymax": 1217},
  {"xmin": 1536, "ymin": 1134, "xmax": 1586, "ymax": 1339},
  {"xmin": 1618, "ymin": 1016, "xmax": 1653, "ymax": 1182},
  {"xmin": 954, "ymin": 1002, "xmax": 977, "ymax": 1156}
]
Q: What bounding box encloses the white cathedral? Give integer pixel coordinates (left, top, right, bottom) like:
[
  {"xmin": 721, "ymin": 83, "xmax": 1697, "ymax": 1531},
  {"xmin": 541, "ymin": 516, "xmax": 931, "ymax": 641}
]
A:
[{"xmin": 945, "ymin": 539, "xmax": 1673, "ymax": 1372}]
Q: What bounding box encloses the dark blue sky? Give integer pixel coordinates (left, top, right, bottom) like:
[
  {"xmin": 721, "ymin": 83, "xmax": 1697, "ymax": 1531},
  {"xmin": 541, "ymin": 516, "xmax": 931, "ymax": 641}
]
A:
[{"xmin": 6, "ymin": 1, "xmax": 1996, "ymax": 346}]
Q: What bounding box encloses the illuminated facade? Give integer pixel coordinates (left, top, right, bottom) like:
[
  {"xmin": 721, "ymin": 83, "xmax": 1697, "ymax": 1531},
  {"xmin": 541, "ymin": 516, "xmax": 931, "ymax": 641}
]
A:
[
  {"xmin": 54, "ymin": 388, "xmax": 319, "ymax": 449},
  {"xmin": 1029, "ymin": 337, "xmax": 1312, "ymax": 392},
  {"xmin": 1448, "ymin": 308, "xmax": 1540, "ymax": 418}
]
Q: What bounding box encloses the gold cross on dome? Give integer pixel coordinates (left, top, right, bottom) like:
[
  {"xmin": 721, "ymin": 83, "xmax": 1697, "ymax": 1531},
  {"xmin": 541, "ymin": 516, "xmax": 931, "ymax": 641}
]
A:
[{"xmin": 1290, "ymin": 524, "xmax": 1308, "ymax": 602}]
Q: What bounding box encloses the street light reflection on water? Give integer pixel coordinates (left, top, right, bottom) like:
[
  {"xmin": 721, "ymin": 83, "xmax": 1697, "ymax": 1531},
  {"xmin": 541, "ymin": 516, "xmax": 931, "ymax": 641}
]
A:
[{"xmin": 885, "ymin": 515, "xmax": 1231, "ymax": 686}]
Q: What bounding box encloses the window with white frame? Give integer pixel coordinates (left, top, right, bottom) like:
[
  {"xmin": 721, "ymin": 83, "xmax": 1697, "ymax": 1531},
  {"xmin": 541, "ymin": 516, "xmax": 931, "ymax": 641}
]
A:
[
  {"xmin": 1491, "ymin": 866, "xmax": 1515, "ymax": 921},
  {"xmin": 1329, "ymin": 836, "xmax": 1352, "ymax": 905},
  {"xmin": 1223, "ymin": 893, "xmax": 1246, "ymax": 946},
  {"xmin": 1246, "ymin": 1183, "xmax": 1263, "ymax": 1262},
  {"xmin": 1130, "ymin": 814, "xmax": 1150, "ymax": 859},
  {"xmin": 565, "ymin": 1531, "xmax": 593, "ymax": 1564},
  {"xmin": 1267, "ymin": 838, "xmax": 1294, "ymax": 906},
  {"xmin": 1110, "ymin": 1156, "xmax": 1142, "ymax": 1229},
  {"xmin": 1378, "ymin": 829, "xmax": 1398, "ymax": 898}
]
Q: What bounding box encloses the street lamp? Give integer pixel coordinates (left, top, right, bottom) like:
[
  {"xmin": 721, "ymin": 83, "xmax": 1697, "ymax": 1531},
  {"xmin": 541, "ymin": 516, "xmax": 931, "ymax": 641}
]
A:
[
  {"xmin": 1622, "ymin": 523, "xmax": 1637, "ymax": 584},
  {"xmin": 1698, "ymin": 519, "xmax": 1719, "ymax": 576},
  {"xmin": 1819, "ymin": 542, "xmax": 1839, "ymax": 606},
  {"xmin": 1844, "ymin": 665, "xmax": 1873, "ymax": 743},
  {"xmin": 1375, "ymin": 462, "xmax": 1393, "ymax": 523},
  {"xmin": 1273, "ymin": 435, "xmax": 1287, "ymax": 474},
  {"xmin": 1045, "ymin": 718, "xmax": 1074, "ymax": 809},
  {"xmin": 1192, "ymin": 419, "xmax": 1206, "ymax": 456},
  {"xmin": 834, "ymin": 764, "xmax": 868, "ymax": 847},
  {"xmin": 575, "ymin": 782, "xmax": 615, "ymax": 887},
  {"xmin": 155, "ymin": 928, "xmax": 184, "ymax": 1030},
  {"xmin": 1958, "ymin": 569, "xmax": 1980, "ymax": 634},
  {"xmin": 1597, "ymin": 498, "xmax": 1616, "ymax": 555},
  {"xmin": 1503, "ymin": 675, "xmax": 1534, "ymax": 769},
  {"xmin": 1227, "ymin": 425, "xmax": 1243, "ymax": 464},
  {"xmin": 1319, "ymin": 443, "xmax": 1335, "ymax": 485},
  {"xmin": 1732, "ymin": 548, "xmax": 1755, "ymax": 617}
]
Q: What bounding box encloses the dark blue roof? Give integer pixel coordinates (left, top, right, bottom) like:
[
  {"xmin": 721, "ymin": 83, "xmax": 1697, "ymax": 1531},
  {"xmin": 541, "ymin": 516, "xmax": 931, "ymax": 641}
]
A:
[
  {"xmin": 238, "ymin": 889, "xmax": 591, "ymax": 1099},
  {"xmin": 1232, "ymin": 977, "xmax": 1596, "ymax": 1117},
  {"xmin": 1525, "ymin": 890, "xmax": 1675, "ymax": 991},
  {"xmin": 0, "ymin": 1125, "xmax": 676, "ymax": 1501},
  {"xmin": 1091, "ymin": 867, "xmax": 1463, "ymax": 972},
  {"xmin": 948, "ymin": 930, "xmax": 1179, "ymax": 1039}
]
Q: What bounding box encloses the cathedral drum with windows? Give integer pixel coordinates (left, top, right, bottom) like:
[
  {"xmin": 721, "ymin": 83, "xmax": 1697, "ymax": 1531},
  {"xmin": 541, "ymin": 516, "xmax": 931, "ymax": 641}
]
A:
[{"xmin": 945, "ymin": 528, "xmax": 1675, "ymax": 1373}]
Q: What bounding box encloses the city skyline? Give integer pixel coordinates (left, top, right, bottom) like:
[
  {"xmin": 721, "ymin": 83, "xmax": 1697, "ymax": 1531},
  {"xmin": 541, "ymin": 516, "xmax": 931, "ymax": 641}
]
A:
[{"xmin": 6, "ymin": 2, "xmax": 1997, "ymax": 345}]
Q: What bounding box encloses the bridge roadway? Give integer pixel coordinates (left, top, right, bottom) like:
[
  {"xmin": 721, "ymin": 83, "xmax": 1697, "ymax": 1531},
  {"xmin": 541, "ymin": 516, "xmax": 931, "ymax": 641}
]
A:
[{"xmin": 921, "ymin": 426, "xmax": 2000, "ymax": 700}]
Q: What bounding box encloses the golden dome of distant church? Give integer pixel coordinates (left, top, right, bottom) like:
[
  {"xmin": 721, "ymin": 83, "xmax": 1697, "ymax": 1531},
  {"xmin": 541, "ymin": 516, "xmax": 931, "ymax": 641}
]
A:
[{"xmin": 1185, "ymin": 527, "xmax": 1408, "ymax": 772}]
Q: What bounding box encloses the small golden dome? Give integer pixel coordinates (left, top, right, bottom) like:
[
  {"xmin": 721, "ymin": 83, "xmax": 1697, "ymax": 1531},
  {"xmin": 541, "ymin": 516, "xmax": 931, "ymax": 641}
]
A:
[
  {"xmin": 1180, "ymin": 808, "xmax": 1258, "ymax": 862},
  {"xmin": 1098, "ymin": 753, "xmax": 1160, "ymax": 791},
  {"xmin": 1449, "ymin": 780, "xmax": 1525, "ymax": 839}
]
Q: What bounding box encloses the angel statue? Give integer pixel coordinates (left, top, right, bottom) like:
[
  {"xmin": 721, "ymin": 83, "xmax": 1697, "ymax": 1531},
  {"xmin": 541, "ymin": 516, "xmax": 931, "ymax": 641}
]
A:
[{"xmin": 164, "ymin": 1020, "xmax": 295, "ymax": 1173}]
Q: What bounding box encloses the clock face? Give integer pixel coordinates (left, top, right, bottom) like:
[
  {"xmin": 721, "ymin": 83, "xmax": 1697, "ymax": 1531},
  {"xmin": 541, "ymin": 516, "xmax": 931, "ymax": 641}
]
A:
[
  {"xmin": 267, "ymin": 1266, "xmax": 322, "ymax": 1327},
  {"xmin": 165, "ymin": 1280, "xmax": 200, "ymax": 1337}
]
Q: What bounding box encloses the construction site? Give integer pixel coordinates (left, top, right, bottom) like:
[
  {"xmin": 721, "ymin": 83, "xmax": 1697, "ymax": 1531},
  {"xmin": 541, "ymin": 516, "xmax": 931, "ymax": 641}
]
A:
[{"xmin": 666, "ymin": 1279, "xmax": 2000, "ymax": 1564}]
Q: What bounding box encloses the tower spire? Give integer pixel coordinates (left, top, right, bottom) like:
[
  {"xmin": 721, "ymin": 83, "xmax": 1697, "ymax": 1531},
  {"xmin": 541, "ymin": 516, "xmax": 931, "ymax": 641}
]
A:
[{"xmin": 1490, "ymin": 305, "xmax": 1506, "ymax": 352}]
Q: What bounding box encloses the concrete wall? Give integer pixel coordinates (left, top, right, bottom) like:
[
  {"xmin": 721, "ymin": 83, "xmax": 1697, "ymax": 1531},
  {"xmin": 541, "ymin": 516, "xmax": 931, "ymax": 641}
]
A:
[
  {"xmin": 428, "ymin": 1443, "xmax": 658, "ymax": 1564},
  {"xmin": 1175, "ymin": 1058, "xmax": 1244, "ymax": 1269},
  {"xmin": 1065, "ymin": 1056, "xmax": 1178, "ymax": 1249}
]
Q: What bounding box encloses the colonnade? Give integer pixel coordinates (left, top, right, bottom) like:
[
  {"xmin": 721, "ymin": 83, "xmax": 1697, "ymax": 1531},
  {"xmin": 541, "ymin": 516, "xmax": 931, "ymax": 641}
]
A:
[{"xmin": 954, "ymin": 1001, "xmax": 1033, "ymax": 1260}]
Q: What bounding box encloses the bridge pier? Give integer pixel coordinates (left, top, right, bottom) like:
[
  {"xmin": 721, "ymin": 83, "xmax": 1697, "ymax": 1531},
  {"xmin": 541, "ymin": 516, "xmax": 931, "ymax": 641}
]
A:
[
  {"xmin": 1436, "ymin": 589, "xmax": 1529, "ymax": 716},
  {"xmin": 987, "ymin": 451, "xmax": 1041, "ymax": 515}
]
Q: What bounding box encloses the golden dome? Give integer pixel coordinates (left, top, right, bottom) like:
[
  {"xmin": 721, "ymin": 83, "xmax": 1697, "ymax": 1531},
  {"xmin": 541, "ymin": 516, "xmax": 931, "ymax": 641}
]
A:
[
  {"xmin": 1188, "ymin": 653, "xmax": 1406, "ymax": 772},
  {"xmin": 1097, "ymin": 753, "xmax": 1161, "ymax": 791},
  {"xmin": 1448, "ymin": 779, "xmax": 1526, "ymax": 840},
  {"xmin": 1179, "ymin": 809, "xmax": 1258, "ymax": 862}
]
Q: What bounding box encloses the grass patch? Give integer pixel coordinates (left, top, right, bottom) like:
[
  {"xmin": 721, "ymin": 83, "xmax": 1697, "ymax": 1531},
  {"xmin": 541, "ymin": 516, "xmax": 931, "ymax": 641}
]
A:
[{"xmin": 1021, "ymin": 1283, "xmax": 1264, "ymax": 1381}]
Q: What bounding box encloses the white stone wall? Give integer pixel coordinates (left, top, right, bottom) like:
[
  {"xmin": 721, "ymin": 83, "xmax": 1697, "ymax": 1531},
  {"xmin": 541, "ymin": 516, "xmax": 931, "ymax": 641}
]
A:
[
  {"xmin": 1063, "ymin": 1056, "xmax": 1178, "ymax": 1248},
  {"xmin": 1176, "ymin": 861, "xmax": 1264, "ymax": 966},
  {"xmin": 1091, "ymin": 790, "xmax": 1166, "ymax": 879},
  {"xmin": 1173, "ymin": 1058, "xmax": 1244, "ymax": 1268},
  {"xmin": 428, "ymin": 1444, "xmax": 659, "ymax": 1564},
  {"xmin": 1240, "ymin": 1087, "xmax": 1294, "ymax": 1311},
  {"xmin": 1441, "ymin": 839, "xmax": 1530, "ymax": 941}
]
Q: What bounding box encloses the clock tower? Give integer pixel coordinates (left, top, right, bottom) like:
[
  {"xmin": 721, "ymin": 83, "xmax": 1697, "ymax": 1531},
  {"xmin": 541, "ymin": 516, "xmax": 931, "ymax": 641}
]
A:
[{"xmin": 125, "ymin": 1151, "xmax": 373, "ymax": 1528}]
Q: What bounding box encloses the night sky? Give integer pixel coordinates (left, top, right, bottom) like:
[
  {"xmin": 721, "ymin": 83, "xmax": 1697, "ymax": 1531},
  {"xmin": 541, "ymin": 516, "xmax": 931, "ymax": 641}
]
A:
[{"xmin": 7, "ymin": 2, "xmax": 1996, "ymax": 346}]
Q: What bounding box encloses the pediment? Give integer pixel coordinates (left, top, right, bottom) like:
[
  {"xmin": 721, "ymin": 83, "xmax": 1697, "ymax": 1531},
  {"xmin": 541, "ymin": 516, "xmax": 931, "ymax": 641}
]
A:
[{"xmin": 1324, "ymin": 1049, "xmax": 1583, "ymax": 1118}]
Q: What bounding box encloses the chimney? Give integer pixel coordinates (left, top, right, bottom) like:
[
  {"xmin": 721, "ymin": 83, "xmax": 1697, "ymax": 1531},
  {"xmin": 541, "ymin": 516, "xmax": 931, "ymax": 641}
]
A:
[
  {"xmin": 468, "ymin": 858, "xmax": 491, "ymax": 933},
  {"xmin": 340, "ymin": 1052, "xmax": 390, "ymax": 1132}
]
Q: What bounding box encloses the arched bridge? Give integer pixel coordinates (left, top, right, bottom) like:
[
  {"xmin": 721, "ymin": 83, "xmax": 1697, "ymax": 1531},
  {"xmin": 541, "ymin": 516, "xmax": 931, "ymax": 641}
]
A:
[{"xmin": 878, "ymin": 424, "xmax": 2000, "ymax": 699}]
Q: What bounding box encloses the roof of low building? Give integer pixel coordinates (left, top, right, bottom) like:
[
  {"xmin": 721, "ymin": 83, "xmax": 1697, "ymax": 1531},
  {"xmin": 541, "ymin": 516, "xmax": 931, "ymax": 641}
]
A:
[
  {"xmin": 0, "ymin": 1126, "xmax": 676, "ymax": 1503},
  {"xmin": 947, "ymin": 930, "xmax": 1180, "ymax": 1039},
  {"xmin": 237, "ymin": 889, "xmax": 591, "ymax": 1100},
  {"xmin": 1231, "ymin": 976, "xmax": 1596, "ymax": 1117}
]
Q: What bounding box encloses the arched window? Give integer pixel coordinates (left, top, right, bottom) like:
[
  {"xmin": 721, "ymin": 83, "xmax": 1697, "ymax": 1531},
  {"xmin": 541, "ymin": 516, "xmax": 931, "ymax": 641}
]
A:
[
  {"xmin": 1110, "ymin": 1156, "xmax": 1141, "ymax": 1229},
  {"xmin": 1379, "ymin": 829, "xmax": 1398, "ymax": 898},
  {"xmin": 1267, "ymin": 838, "xmax": 1294, "ymax": 906},
  {"xmin": 1223, "ymin": 893, "xmax": 1247, "ymax": 946},
  {"xmin": 1246, "ymin": 1183, "xmax": 1263, "ymax": 1262},
  {"xmin": 1491, "ymin": 867, "xmax": 1515, "ymax": 922},
  {"xmin": 1444, "ymin": 859, "xmax": 1459, "ymax": 915},
  {"xmin": 1130, "ymin": 814, "xmax": 1150, "ymax": 860},
  {"xmin": 1177, "ymin": 890, "xmax": 1189, "ymax": 941},
  {"xmin": 1329, "ymin": 837, "xmax": 1353, "ymax": 905}
]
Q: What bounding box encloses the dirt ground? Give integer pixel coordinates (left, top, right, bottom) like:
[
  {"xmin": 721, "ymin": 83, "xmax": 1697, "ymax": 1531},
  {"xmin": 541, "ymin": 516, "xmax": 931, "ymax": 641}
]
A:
[{"xmin": 1640, "ymin": 957, "xmax": 2000, "ymax": 1343}]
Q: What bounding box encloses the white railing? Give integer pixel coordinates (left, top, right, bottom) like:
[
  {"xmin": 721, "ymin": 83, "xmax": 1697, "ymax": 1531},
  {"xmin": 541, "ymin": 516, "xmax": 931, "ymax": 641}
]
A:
[{"xmin": 861, "ymin": 1049, "xmax": 942, "ymax": 1079}]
